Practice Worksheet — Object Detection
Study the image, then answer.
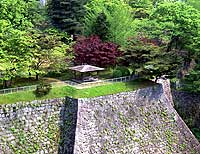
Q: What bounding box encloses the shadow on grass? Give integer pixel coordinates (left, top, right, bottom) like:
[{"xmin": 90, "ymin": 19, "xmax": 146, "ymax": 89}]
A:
[{"xmin": 124, "ymin": 79, "xmax": 157, "ymax": 90}]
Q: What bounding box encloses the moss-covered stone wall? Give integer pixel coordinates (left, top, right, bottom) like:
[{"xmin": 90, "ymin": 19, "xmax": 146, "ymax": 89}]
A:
[
  {"xmin": 0, "ymin": 85, "xmax": 199, "ymax": 154},
  {"xmin": 0, "ymin": 98, "xmax": 78, "ymax": 154},
  {"xmin": 74, "ymin": 85, "xmax": 200, "ymax": 154}
]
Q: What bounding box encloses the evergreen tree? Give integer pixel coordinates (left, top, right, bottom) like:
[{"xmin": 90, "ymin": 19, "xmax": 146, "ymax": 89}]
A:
[
  {"xmin": 48, "ymin": 0, "xmax": 87, "ymax": 35},
  {"xmin": 91, "ymin": 12, "xmax": 110, "ymax": 41}
]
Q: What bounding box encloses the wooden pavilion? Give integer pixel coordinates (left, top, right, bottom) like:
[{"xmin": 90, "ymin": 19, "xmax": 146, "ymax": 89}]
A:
[{"xmin": 68, "ymin": 64, "xmax": 104, "ymax": 82}]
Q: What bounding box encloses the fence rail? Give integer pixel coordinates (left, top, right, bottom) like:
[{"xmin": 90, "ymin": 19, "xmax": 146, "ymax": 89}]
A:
[
  {"xmin": 0, "ymin": 75, "xmax": 138, "ymax": 95},
  {"xmin": 0, "ymin": 85, "xmax": 37, "ymax": 95}
]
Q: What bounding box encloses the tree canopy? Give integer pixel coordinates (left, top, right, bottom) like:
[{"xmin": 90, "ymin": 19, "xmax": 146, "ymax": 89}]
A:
[
  {"xmin": 83, "ymin": 0, "xmax": 135, "ymax": 47},
  {"xmin": 0, "ymin": 0, "xmax": 73, "ymax": 87},
  {"xmin": 0, "ymin": 0, "xmax": 200, "ymax": 91},
  {"xmin": 73, "ymin": 36, "xmax": 121, "ymax": 67},
  {"xmin": 48, "ymin": 0, "xmax": 87, "ymax": 34}
]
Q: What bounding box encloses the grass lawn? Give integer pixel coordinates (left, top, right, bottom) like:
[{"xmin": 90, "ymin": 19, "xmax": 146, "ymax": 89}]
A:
[{"xmin": 0, "ymin": 80, "xmax": 156, "ymax": 104}]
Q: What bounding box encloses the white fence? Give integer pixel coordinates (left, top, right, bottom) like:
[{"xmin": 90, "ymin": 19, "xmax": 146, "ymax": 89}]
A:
[
  {"xmin": 0, "ymin": 75, "xmax": 138, "ymax": 95},
  {"xmin": 0, "ymin": 85, "xmax": 37, "ymax": 95},
  {"xmin": 74, "ymin": 76, "xmax": 136, "ymax": 89}
]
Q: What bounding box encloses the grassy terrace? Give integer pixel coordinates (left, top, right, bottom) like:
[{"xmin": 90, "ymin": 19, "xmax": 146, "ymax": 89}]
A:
[{"xmin": 0, "ymin": 80, "xmax": 156, "ymax": 104}]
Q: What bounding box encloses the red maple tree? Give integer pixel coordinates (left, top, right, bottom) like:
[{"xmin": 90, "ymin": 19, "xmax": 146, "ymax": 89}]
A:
[{"xmin": 73, "ymin": 36, "xmax": 122, "ymax": 67}]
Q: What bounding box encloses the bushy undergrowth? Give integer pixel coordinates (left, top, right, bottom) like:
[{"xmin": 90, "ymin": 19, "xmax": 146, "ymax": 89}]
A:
[{"xmin": 34, "ymin": 83, "xmax": 52, "ymax": 97}]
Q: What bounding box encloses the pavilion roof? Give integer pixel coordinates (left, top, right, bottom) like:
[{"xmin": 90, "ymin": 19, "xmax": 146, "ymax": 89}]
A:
[{"xmin": 68, "ymin": 65, "xmax": 104, "ymax": 73}]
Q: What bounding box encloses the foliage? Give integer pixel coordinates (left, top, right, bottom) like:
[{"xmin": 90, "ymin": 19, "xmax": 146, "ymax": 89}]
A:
[
  {"xmin": 0, "ymin": 0, "xmax": 43, "ymax": 30},
  {"xmin": 34, "ymin": 82, "xmax": 52, "ymax": 97},
  {"xmin": 191, "ymin": 128, "xmax": 200, "ymax": 141},
  {"xmin": 151, "ymin": 2, "xmax": 200, "ymax": 53},
  {"xmin": 0, "ymin": 0, "xmax": 46, "ymax": 87},
  {"xmin": 91, "ymin": 12, "xmax": 110, "ymax": 41},
  {"xmin": 29, "ymin": 28, "xmax": 73, "ymax": 80},
  {"xmin": 48, "ymin": 0, "xmax": 87, "ymax": 34},
  {"xmin": 128, "ymin": 0, "xmax": 153, "ymax": 19},
  {"xmin": 133, "ymin": 1, "xmax": 200, "ymax": 58},
  {"xmin": 186, "ymin": 0, "xmax": 200, "ymax": 11},
  {"xmin": 83, "ymin": 0, "xmax": 135, "ymax": 47},
  {"xmin": 73, "ymin": 36, "xmax": 121, "ymax": 67},
  {"xmin": 122, "ymin": 39, "xmax": 182, "ymax": 80},
  {"xmin": 0, "ymin": 23, "xmax": 34, "ymax": 87},
  {"xmin": 181, "ymin": 64, "xmax": 200, "ymax": 93},
  {"xmin": 113, "ymin": 70, "xmax": 123, "ymax": 78},
  {"xmin": 128, "ymin": 0, "xmax": 152, "ymax": 9},
  {"xmin": 115, "ymin": 66, "xmax": 130, "ymax": 76},
  {"xmin": 123, "ymin": 1, "xmax": 200, "ymax": 80}
]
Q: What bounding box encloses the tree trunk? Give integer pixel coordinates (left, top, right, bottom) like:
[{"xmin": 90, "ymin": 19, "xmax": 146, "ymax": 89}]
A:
[
  {"xmin": 3, "ymin": 80, "xmax": 8, "ymax": 88},
  {"xmin": 9, "ymin": 77, "xmax": 13, "ymax": 87},
  {"xmin": 29, "ymin": 72, "xmax": 32, "ymax": 80},
  {"xmin": 3, "ymin": 79, "xmax": 12, "ymax": 88},
  {"xmin": 36, "ymin": 73, "xmax": 39, "ymax": 81}
]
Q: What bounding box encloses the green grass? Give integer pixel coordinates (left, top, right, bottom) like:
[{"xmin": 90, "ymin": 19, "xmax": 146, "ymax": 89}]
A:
[{"xmin": 0, "ymin": 80, "xmax": 156, "ymax": 104}]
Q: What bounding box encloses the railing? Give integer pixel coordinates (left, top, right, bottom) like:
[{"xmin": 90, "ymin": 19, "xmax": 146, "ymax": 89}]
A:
[
  {"xmin": 0, "ymin": 75, "xmax": 138, "ymax": 95},
  {"xmin": 75, "ymin": 76, "xmax": 136, "ymax": 89},
  {"xmin": 0, "ymin": 85, "xmax": 37, "ymax": 95}
]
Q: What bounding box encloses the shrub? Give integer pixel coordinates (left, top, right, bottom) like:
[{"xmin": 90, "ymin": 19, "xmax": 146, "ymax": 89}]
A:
[
  {"xmin": 113, "ymin": 69, "xmax": 123, "ymax": 78},
  {"xmin": 34, "ymin": 83, "xmax": 52, "ymax": 97},
  {"xmin": 45, "ymin": 71, "xmax": 62, "ymax": 78},
  {"xmin": 116, "ymin": 66, "xmax": 130, "ymax": 76},
  {"xmin": 73, "ymin": 35, "xmax": 122, "ymax": 67}
]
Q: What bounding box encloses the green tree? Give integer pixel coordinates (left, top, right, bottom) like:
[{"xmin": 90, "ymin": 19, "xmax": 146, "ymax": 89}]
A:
[
  {"xmin": 0, "ymin": 22, "xmax": 34, "ymax": 87},
  {"xmin": 0, "ymin": 0, "xmax": 43, "ymax": 30},
  {"xmin": 151, "ymin": 2, "xmax": 200, "ymax": 53},
  {"xmin": 181, "ymin": 34, "xmax": 200, "ymax": 92},
  {"xmin": 127, "ymin": 0, "xmax": 153, "ymax": 18},
  {"xmin": 182, "ymin": 64, "xmax": 200, "ymax": 93},
  {"xmin": 123, "ymin": 2, "xmax": 200, "ymax": 81},
  {"xmin": 185, "ymin": 0, "xmax": 200, "ymax": 10},
  {"xmin": 83, "ymin": 0, "xmax": 135, "ymax": 47},
  {"xmin": 29, "ymin": 28, "xmax": 73, "ymax": 80},
  {"xmin": 0, "ymin": 0, "xmax": 47, "ymax": 87},
  {"xmin": 122, "ymin": 39, "xmax": 182, "ymax": 80},
  {"xmin": 91, "ymin": 12, "xmax": 110, "ymax": 41},
  {"xmin": 48, "ymin": 0, "xmax": 87, "ymax": 34},
  {"xmin": 135, "ymin": 2, "xmax": 200, "ymax": 67}
]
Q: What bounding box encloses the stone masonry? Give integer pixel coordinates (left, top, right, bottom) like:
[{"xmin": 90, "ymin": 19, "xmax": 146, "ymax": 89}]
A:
[
  {"xmin": 172, "ymin": 90, "xmax": 200, "ymax": 128},
  {"xmin": 0, "ymin": 98, "xmax": 78, "ymax": 154},
  {"xmin": 73, "ymin": 85, "xmax": 200, "ymax": 154},
  {"xmin": 0, "ymin": 84, "xmax": 200, "ymax": 154}
]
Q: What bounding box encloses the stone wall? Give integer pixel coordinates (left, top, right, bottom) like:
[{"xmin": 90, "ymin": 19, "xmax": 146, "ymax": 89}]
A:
[
  {"xmin": 0, "ymin": 85, "xmax": 200, "ymax": 154},
  {"xmin": 74, "ymin": 85, "xmax": 200, "ymax": 154},
  {"xmin": 172, "ymin": 91, "xmax": 200, "ymax": 128},
  {"xmin": 0, "ymin": 98, "xmax": 78, "ymax": 154}
]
